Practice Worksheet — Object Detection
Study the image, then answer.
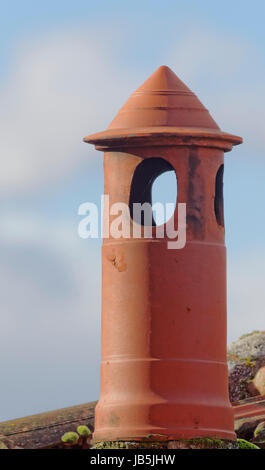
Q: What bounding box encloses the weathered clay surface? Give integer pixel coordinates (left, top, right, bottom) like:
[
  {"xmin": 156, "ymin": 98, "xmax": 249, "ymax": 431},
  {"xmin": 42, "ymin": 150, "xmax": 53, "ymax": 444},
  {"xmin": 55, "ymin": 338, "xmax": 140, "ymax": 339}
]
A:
[{"xmin": 228, "ymin": 332, "xmax": 265, "ymax": 402}]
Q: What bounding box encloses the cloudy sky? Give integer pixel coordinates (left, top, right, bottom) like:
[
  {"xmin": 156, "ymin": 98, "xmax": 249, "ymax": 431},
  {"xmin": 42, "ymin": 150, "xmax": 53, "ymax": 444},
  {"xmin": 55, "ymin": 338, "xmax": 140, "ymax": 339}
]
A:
[{"xmin": 1, "ymin": 0, "xmax": 265, "ymax": 421}]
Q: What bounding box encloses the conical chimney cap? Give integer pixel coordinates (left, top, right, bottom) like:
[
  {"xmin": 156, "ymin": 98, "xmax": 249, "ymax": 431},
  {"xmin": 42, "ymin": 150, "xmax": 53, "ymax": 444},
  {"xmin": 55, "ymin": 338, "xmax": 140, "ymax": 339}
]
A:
[
  {"xmin": 108, "ymin": 65, "xmax": 219, "ymax": 131},
  {"xmin": 84, "ymin": 66, "xmax": 242, "ymax": 151}
]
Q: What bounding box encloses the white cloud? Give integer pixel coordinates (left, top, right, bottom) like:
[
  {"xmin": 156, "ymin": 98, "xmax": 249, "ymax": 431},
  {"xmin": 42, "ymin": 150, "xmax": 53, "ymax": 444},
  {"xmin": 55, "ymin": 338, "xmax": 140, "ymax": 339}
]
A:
[
  {"xmin": 1, "ymin": 25, "xmax": 264, "ymax": 194},
  {"xmin": 168, "ymin": 28, "xmax": 265, "ymax": 153},
  {"xmin": 0, "ymin": 213, "xmax": 102, "ymax": 420},
  {"xmin": 0, "ymin": 28, "xmax": 137, "ymax": 192},
  {"xmin": 168, "ymin": 28, "xmax": 246, "ymax": 84},
  {"xmin": 228, "ymin": 252, "xmax": 265, "ymax": 343}
]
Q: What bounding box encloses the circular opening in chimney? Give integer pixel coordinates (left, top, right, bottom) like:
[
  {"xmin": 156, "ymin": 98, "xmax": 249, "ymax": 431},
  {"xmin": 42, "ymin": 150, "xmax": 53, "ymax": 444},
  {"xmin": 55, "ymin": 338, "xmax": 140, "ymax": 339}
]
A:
[
  {"xmin": 129, "ymin": 157, "xmax": 177, "ymax": 226},
  {"xmin": 214, "ymin": 164, "xmax": 224, "ymax": 227}
]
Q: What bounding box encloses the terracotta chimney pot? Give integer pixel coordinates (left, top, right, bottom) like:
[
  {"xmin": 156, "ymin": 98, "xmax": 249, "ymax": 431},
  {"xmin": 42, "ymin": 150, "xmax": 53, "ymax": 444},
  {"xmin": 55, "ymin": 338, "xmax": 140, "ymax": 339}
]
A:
[{"xmin": 84, "ymin": 66, "xmax": 242, "ymax": 442}]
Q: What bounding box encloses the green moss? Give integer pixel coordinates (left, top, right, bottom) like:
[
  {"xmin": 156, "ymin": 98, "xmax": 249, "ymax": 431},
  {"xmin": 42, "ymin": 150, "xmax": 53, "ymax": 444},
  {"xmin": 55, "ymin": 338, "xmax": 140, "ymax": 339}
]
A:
[
  {"xmin": 91, "ymin": 440, "xmax": 169, "ymax": 449},
  {"xmin": 237, "ymin": 439, "xmax": 260, "ymax": 449},
  {"xmin": 187, "ymin": 438, "xmax": 225, "ymax": 448},
  {"xmin": 91, "ymin": 438, "xmax": 238, "ymax": 450},
  {"xmin": 92, "ymin": 441, "xmax": 129, "ymax": 449},
  {"xmin": 254, "ymin": 421, "xmax": 265, "ymax": 439},
  {"xmin": 0, "ymin": 441, "xmax": 8, "ymax": 449},
  {"xmin": 61, "ymin": 432, "xmax": 79, "ymax": 444},
  {"xmin": 174, "ymin": 438, "xmax": 239, "ymax": 449},
  {"xmin": 77, "ymin": 425, "xmax": 91, "ymax": 437}
]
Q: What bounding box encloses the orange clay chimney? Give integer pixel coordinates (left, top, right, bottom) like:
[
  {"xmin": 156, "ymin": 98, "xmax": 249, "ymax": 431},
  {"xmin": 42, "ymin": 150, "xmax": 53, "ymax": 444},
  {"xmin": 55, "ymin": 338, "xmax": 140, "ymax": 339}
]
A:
[{"xmin": 84, "ymin": 66, "xmax": 242, "ymax": 442}]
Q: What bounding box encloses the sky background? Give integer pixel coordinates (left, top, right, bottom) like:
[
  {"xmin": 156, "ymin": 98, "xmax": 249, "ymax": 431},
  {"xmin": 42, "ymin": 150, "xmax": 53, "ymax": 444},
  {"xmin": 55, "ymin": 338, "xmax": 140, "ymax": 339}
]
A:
[{"xmin": 1, "ymin": 0, "xmax": 265, "ymax": 421}]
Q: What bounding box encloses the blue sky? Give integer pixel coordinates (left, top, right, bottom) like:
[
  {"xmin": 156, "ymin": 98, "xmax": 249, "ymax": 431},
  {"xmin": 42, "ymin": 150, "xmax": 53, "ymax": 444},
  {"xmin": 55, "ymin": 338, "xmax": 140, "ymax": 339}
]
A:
[{"xmin": 1, "ymin": 1, "xmax": 265, "ymax": 421}]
